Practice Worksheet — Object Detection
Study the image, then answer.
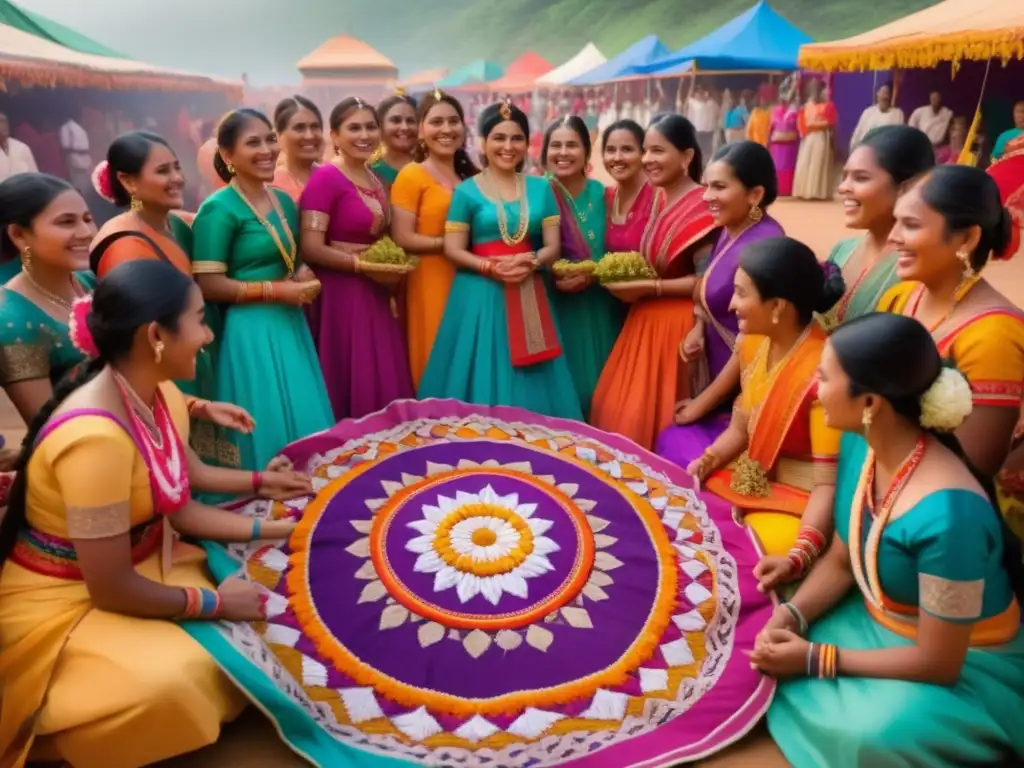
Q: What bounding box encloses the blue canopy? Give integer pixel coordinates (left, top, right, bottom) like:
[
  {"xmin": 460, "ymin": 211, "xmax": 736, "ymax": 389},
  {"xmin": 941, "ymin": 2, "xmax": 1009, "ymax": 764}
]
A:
[
  {"xmin": 629, "ymin": 1, "xmax": 811, "ymax": 77},
  {"xmin": 570, "ymin": 35, "xmax": 669, "ymax": 85}
]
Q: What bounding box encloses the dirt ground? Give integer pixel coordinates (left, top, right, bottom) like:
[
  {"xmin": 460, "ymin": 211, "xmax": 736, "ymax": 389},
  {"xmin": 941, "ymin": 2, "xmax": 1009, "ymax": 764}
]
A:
[{"xmin": 19, "ymin": 199, "xmax": 1024, "ymax": 767}]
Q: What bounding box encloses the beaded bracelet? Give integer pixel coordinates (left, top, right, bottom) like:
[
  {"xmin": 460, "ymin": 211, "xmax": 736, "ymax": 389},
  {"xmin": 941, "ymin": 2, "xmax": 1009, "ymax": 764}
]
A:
[
  {"xmin": 787, "ymin": 525, "xmax": 827, "ymax": 578},
  {"xmin": 782, "ymin": 601, "xmax": 808, "ymax": 636}
]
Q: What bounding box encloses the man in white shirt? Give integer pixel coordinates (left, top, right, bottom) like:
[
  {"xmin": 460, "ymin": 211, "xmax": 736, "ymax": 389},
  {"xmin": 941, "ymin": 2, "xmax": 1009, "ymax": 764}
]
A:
[
  {"xmin": 908, "ymin": 90, "xmax": 953, "ymax": 147},
  {"xmin": 0, "ymin": 112, "xmax": 38, "ymax": 182},
  {"xmin": 687, "ymin": 87, "xmax": 718, "ymax": 169},
  {"xmin": 59, "ymin": 114, "xmax": 92, "ymax": 193}
]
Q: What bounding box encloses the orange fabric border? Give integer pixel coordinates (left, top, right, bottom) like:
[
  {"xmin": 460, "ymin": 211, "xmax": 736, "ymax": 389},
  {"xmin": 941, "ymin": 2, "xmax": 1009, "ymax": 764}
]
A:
[
  {"xmin": 704, "ymin": 474, "xmax": 808, "ymax": 516},
  {"xmin": 746, "ymin": 326, "xmax": 826, "ymax": 471},
  {"xmin": 287, "ymin": 446, "xmax": 679, "ymax": 718},
  {"xmin": 866, "ymin": 597, "xmax": 1020, "ymax": 647},
  {"xmin": 370, "ymin": 468, "xmax": 594, "ymax": 631}
]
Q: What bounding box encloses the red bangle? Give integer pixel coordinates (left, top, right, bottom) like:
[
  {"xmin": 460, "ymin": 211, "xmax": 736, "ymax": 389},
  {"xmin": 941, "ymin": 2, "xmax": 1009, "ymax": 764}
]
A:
[{"xmin": 252, "ymin": 471, "xmax": 264, "ymax": 494}]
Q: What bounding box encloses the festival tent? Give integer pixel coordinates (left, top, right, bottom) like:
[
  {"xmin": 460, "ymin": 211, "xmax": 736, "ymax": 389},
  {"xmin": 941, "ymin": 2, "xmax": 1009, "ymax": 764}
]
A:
[
  {"xmin": 297, "ymin": 34, "xmax": 397, "ymax": 83},
  {"xmin": 537, "ymin": 43, "xmax": 606, "ymax": 86},
  {"xmin": 399, "ymin": 67, "xmax": 449, "ymax": 91},
  {"xmin": 798, "ymin": 0, "xmax": 1024, "ymax": 72},
  {"xmin": 0, "ymin": 21, "xmax": 240, "ymax": 94},
  {"xmin": 570, "ymin": 35, "xmax": 670, "ymax": 85},
  {"xmin": 488, "ymin": 52, "xmax": 553, "ymax": 93},
  {"xmin": 0, "ymin": 0, "xmax": 126, "ymax": 58},
  {"xmin": 437, "ymin": 59, "xmax": 503, "ymax": 89},
  {"xmin": 630, "ymin": 1, "xmax": 811, "ymax": 77}
]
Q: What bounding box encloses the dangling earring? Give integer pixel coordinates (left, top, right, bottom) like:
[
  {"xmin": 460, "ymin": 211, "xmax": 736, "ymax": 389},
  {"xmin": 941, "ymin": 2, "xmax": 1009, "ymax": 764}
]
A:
[
  {"xmin": 226, "ymin": 163, "xmax": 236, "ymax": 176},
  {"xmin": 130, "ymin": 195, "xmax": 143, "ymax": 213},
  {"xmin": 956, "ymin": 248, "xmax": 975, "ymax": 279},
  {"xmin": 20, "ymin": 247, "xmax": 31, "ymax": 270},
  {"xmin": 748, "ymin": 204, "xmax": 764, "ymax": 223},
  {"xmin": 154, "ymin": 340, "xmax": 165, "ymax": 365},
  {"xmin": 861, "ymin": 408, "xmax": 873, "ymax": 436},
  {"xmin": 771, "ymin": 311, "xmax": 780, "ymax": 325}
]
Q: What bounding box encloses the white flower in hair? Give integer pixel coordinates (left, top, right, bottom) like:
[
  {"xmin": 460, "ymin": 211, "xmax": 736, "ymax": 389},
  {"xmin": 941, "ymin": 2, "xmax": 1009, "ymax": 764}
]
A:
[{"xmin": 919, "ymin": 367, "xmax": 973, "ymax": 432}]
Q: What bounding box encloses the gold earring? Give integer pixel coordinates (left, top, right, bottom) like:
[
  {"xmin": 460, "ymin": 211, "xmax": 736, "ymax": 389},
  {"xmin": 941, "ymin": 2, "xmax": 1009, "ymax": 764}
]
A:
[
  {"xmin": 154, "ymin": 340, "xmax": 165, "ymax": 365},
  {"xmin": 226, "ymin": 163, "xmax": 236, "ymax": 176},
  {"xmin": 861, "ymin": 408, "xmax": 873, "ymax": 433},
  {"xmin": 771, "ymin": 312, "xmax": 780, "ymax": 324},
  {"xmin": 20, "ymin": 247, "xmax": 31, "ymax": 269},
  {"xmin": 956, "ymin": 248, "xmax": 975, "ymax": 278},
  {"xmin": 130, "ymin": 195, "xmax": 143, "ymax": 213},
  {"xmin": 749, "ymin": 205, "xmax": 764, "ymax": 223}
]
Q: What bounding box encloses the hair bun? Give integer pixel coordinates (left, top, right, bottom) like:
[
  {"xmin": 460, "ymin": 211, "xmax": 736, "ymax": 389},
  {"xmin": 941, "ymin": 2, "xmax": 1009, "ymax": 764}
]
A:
[
  {"xmin": 919, "ymin": 365, "xmax": 973, "ymax": 432},
  {"xmin": 92, "ymin": 161, "xmax": 115, "ymax": 203},
  {"xmin": 993, "ymin": 204, "xmax": 1018, "ymax": 262},
  {"xmin": 816, "ymin": 259, "xmax": 846, "ymax": 314}
]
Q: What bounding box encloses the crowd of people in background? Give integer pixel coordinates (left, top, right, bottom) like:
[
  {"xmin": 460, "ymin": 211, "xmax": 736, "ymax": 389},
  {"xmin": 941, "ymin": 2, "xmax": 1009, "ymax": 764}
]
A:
[{"xmin": 0, "ymin": 74, "xmax": 1023, "ymax": 768}]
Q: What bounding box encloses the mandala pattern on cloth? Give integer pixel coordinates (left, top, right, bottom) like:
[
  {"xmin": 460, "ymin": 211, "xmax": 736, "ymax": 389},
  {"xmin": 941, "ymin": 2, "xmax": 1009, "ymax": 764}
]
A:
[{"xmin": 219, "ymin": 400, "xmax": 773, "ymax": 766}]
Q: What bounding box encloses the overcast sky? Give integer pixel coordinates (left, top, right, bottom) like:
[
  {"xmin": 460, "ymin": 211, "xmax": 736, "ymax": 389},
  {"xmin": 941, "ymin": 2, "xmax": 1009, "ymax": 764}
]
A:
[{"xmin": 15, "ymin": 0, "xmax": 359, "ymax": 83}]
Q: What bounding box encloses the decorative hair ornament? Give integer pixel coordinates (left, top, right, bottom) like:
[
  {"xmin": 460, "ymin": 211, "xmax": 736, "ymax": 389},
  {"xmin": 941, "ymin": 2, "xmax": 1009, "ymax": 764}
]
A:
[
  {"xmin": 92, "ymin": 161, "xmax": 115, "ymax": 204},
  {"xmin": 68, "ymin": 295, "xmax": 100, "ymax": 358},
  {"xmin": 919, "ymin": 366, "xmax": 973, "ymax": 432},
  {"xmin": 561, "ymin": 115, "xmax": 572, "ymax": 128},
  {"xmin": 433, "ymin": 87, "xmax": 443, "ymax": 101},
  {"xmin": 354, "ymin": 97, "xmax": 365, "ymax": 109},
  {"xmin": 394, "ymin": 86, "xmax": 407, "ymax": 97},
  {"xmin": 499, "ymin": 99, "xmax": 513, "ymax": 121}
]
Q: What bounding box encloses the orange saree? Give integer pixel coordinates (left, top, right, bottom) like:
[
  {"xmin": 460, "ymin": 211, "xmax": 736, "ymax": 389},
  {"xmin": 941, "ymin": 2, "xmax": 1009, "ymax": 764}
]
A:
[{"xmin": 590, "ymin": 186, "xmax": 716, "ymax": 449}]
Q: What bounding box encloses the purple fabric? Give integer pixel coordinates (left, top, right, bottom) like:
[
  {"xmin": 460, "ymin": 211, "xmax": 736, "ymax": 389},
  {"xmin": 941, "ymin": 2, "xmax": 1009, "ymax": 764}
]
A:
[
  {"xmin": 655, "ymin": 216, "xmax": 785, "ymax": 470},
  {"xmin": 306, "ymin": 441, "xmax": 666, "ymax": 699},
  {"xmin": 273, "ymin": 398, "xmax": 775, "ymax": 764},
  {"xmin": 300, "ymin": 164, "xmax": 413, "ymax": 420}
]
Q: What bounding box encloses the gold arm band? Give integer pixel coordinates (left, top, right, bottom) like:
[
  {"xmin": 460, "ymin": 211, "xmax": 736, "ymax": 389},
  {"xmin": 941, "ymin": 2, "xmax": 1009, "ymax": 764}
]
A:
[
  {"xmin": 301, "ymin": 211, "xmax": 330, "ymax": 232},
  {"xmin": 192, "ymin": 260, "xmax": 228, "ymax": 275},
  {"xmin": 542, "ymin": 214, "xmax": 561, "ymax": 228},
  {"xmin": 66, "ymin": 502, "xmax": 132, "ymax": 539},
  {"xmin": 444, "ymin": 221, "xmax": 469, "ymax": 233}
]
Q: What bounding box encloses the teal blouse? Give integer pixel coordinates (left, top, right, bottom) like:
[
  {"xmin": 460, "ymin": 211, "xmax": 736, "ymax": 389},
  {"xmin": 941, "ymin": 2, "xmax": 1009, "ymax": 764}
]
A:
[
  {"xmin": 836, "ymin": 432, "xmax": 1016, "ymax": 623},
  {"xmin": 447, "ymin": 174, "xmax": 560, "ymax": 251}
]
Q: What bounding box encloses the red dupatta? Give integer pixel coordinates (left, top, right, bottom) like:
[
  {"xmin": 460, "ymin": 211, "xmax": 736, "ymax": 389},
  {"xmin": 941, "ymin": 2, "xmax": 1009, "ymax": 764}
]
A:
[
  {"xmin": 987, "ymin": 135, "xmax": 1024, "ymax": 259},
  {"xmin": 639, "ymin": 186, "xmax": 716, "ymax": 278}
]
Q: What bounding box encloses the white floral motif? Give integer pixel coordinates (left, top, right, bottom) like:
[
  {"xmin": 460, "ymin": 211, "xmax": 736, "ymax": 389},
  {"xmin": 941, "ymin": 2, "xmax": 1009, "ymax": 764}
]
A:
[
  {"xmin": 919, "ymin": 367, "xmax": 973, "ymax": 432},
  {"xmin": 406, "ymin": 485, "xmax": 560, "ymax": 606}
]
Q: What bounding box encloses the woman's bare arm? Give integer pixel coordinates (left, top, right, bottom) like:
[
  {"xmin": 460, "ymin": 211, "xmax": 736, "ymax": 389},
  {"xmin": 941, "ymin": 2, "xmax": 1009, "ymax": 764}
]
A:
[
  {"xmin": 392, "ymin": 208, "xmax": 444, "ymax": 255},
  {"xmin": 5, "ymin": 378, "xmax": 53, "ymax": 426}
]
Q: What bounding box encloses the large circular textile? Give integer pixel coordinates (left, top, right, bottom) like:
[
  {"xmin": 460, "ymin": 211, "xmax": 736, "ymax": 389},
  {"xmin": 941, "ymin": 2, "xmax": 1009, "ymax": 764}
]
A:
[{"xmin": 219, "ymin": 400, "xmax": 774, "ymax": 767}]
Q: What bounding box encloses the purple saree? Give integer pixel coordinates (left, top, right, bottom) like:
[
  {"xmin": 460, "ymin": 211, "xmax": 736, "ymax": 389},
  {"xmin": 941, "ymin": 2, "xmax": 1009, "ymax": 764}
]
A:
[
  {"xmin": 212, "ymin": 399, "xmax": 774, "ymax": 766},
  {"xmin": 300, "ymin": 164, "xmax": 414, "ymax": 420},
  {"xmin": 656, "ymin": 215, "xmax": 785, "ymax": 468}
]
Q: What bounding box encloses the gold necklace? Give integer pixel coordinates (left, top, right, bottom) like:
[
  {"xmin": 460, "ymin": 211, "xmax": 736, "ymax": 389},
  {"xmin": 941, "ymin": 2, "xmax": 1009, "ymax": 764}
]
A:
[
  {"xmin": 482, "ymin": 170, "xmax": 529, "ymax": 246},
  {"xmin": 612, "ymin": 184, "xmax": 641, "ymax": 225},
  {"xmin": 22, "ymin": 269, "xmax": 82, "ymax": 310},
  {"xmin": 554, "ymin": 178, "xmax": 595, "ymax": 240},
  {"xmin": 230, "ymin": 180, "xmax": 297, "ymax": 276}
]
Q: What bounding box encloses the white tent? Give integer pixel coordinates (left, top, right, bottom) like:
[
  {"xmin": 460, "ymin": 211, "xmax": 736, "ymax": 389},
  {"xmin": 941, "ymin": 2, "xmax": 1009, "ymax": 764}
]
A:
[{"xmin": 537, "ymin": 43, "xmax": 606, "ymax": 86}]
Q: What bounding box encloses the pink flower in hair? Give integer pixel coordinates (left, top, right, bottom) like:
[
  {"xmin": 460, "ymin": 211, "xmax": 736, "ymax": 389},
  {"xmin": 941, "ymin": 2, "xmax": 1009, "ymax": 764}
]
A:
[
  {"xmin": 68, "ymin": 295, "xmax": 100, "ymax": 358},
  {"xmin": 91, "ymin": 161, "xmax": 115, "ymax": 204}
]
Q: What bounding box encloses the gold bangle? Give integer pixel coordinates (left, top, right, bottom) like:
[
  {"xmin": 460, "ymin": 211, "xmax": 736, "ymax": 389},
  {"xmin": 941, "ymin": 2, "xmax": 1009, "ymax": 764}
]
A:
[
  {"xmin": 351, "ymin": 254, "xmax": 361, "ymax": 273},
  {"xmin": 655, "ymin": 279, "xmax": 664, "ymax": 298}
]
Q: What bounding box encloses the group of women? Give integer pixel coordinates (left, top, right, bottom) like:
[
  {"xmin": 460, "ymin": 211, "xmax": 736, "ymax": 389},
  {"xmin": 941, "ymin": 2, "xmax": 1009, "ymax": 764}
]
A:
[{"xmin": 0, "ymin": 82, "xmax": 1022, "ymax": 768}]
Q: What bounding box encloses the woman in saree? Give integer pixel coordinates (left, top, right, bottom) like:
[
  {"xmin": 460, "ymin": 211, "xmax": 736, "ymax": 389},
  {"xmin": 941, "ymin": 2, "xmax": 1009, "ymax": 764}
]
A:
[
  {"xmin": 544, "ymin": 115, "xmax": 623, "ymax": 417},
  {"xmin": 0, "ymin": 260, "xmax": 300, "ymax": 768},
  {"xmin": 193, "ymin": 109, "xmax": 332, "ymax": 472},
  {"xmin": 419, "ymin": 101, "xmax": 580, "ymax": 418},
  {"xmin": 601, "ymin": 119, "xmax": 655, "ymax": 256},
  {"xmin": 767, "ymin": 91, "xmax": 799, "ymax": 197},
  {"xmin": 792, "ymin": 80, "xmax": 838, "ymax": 202},
  {"xmin": 368, "ymin": 92, "xmax": 418, "ymax": 188},
  {"xmin": 990, "ymin": 99, "xmax": 1024, "ymax": 162},
  {"xmin": 879, "ymin": 165, "xmax": 1024, "ymax": 482},
  {"xmin": 391, "ymin": 89, "xmax": 478, "ymax": 389},
  {"xmin": 0, "ymin": 174, "xmax": 309, "ymax": 505},
  {"xmin": 590, "ymin": 115, "xmax": 715, "ymax": 449},
  {"xmin": 300, "ymin": 97, "xmax": 414, "ymax": 419},
  {"xmin": 986, "ymin": 126, "xmax": 1024, "ymax": 260},
  {"xmin": 657, "ymin": 141, "xmax": 783, "ymax": 467},
  {"xmin": 758, "ymin": 312, "xmax": 1024, "ymax": 768},
  {"xmin": 688, "ymin": 237, "xmax": 844, "ymax": 569},
  {"xmin": 825, "ymin": 125, "xmax": 935, "ymax": 326},
  {"xmin": 270, "ymin": 95, "xmax": 324, "ymax": 202}
]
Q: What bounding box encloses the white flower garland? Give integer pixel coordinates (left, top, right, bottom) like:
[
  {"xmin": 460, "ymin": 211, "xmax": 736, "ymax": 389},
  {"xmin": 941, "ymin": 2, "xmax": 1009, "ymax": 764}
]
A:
[{"xmin": 919, "ymin": 367, "xmax": 973, "ymax": 432}]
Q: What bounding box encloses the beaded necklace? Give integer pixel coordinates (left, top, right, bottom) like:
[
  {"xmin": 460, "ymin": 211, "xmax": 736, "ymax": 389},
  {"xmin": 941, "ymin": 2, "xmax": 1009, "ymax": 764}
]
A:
[
  {"xmin": 907, "ymin": 274, "xmax": 982, "ymax": 333},
  {"xmin": 480, "ymin": 170, "xmax": 529, "ymax": 246},
  {"xmin": 848, "ymin": 437, "xmax": 927, "ymax": 608},
  {"xmin": 112, "ymin": 370, "xmax": 190, "ymax": 516},
  {"xmin": 230, "ymin": 180, "xmax": 297, "ymax": 276}
]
